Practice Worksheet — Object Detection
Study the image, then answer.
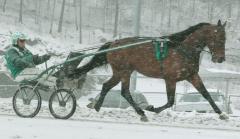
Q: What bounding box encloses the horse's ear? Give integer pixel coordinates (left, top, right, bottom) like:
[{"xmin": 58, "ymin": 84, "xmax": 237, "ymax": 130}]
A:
[
  {"xmin": 222, "ymin": 21, "xmax": 227, "ymax": 28},
  {"xmin": 217, "ymin": 19, "xmax": 222, "ymax": 26}
]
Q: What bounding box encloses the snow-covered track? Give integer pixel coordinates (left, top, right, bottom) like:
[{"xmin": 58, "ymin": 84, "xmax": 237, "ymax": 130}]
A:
[{"xmin": 0, "ymin": 98, "xmax": 239, "ymax": 132}]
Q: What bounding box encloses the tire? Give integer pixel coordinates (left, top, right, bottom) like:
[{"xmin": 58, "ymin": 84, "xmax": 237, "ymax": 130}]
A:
[
  {"xmin": 12, "ymin": 86, "xmax": 42, "ymax": 118},
  {"xmin": 49, "ymin": 89, "xmax": 76, "ymax": 119}
]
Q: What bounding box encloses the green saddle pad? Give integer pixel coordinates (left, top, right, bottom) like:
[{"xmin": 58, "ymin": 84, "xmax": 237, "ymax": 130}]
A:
[{"xmin": 152, "ymin": 39, "xmax": 169, "ymax": 61}]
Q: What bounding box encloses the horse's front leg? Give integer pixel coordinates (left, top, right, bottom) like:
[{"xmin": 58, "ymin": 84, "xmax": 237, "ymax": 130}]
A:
[
  {"xmin": 120, "ymin": 72, "xmax": 148, "ymax": 122},
  {"xmin": 146, "ymin": 80, "xmax": 176, "ymax": 114},
  {"xmin": 187, "ymin": 73, "xmax": 229, "ymax": 120},
  {"xmin": 93, "ymin": 75, "xmax": 120, "ymax": 111}
]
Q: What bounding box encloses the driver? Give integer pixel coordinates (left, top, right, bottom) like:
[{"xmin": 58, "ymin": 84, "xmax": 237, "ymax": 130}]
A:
[{"xmin": 4, "ymin": 32, "xmax": 55, "ymax": 85}]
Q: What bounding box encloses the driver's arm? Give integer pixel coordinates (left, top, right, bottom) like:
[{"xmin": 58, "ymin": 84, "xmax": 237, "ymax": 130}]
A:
[{"xmin": 33, "ymin": 54, "xmax": 51, "ymax": 65}]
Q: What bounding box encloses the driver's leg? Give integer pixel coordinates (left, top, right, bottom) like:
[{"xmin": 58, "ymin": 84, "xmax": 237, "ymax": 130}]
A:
[
  {"xmin": 15, "ymin": 68, "xmax": 42, "ymax": 82},
  {"xmin": 15, "ymin": 67, "xmax": 57, "ymax": 87}
]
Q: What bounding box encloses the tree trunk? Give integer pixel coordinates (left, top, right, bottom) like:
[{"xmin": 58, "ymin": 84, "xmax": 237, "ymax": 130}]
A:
[
  {"xmin": 192, "ymin": 0, "xmax": 196, "ymax": 20},
  {"xmin": 102, "ymin": 0, "xmax": 107, "ymax": 32},
  {"xmin": 38, "ymin": 0, "xmax": 42, "ymax": 33},
  {"xmin": 74, "ymin": 0, "xmax": 78, "ymax": 30},
  {"xmin": 35, "ymin": 0, "xmax": 38, "ymax": 23},
  {"xmin": 49, "ymin": 0, "xmax": 56, "ymax": 34},
  {"xmin": 237, "ymin": 0, "xmax": 240, "ymax": 29},
  {"xmin": 19, "ymin": 0, "xmax": 23, "ymax": 23},
  {"xmin": 160, "ymin": 0, "xmax": 165, "ymax": 30},
  {"xmin": 2, "ymin": 0, "xmax": 7, "ymax": 12},
  {"xmin": 58, "ymin": 0, "xmax": 66, "ymax": 33},
  {"xmin": 113, "ymin": 0, "xmax": 119, "ymax": 37},
  {"xmin": 176, "ymin": 0, "xmax": 181, "ymax": 30},
  {"xmin": 227, "ymin": 2, "xmax": 232, "ymax": 29},
  {"xmin": 131, "ymin": 0, "xmax": 142, "ymax": 92},
  {"xmin": 133, "ymin": 0, "xmax": 142, "ymax": 36},
  {"xmin": 208, "ymin": 0, "xmax": 214, "ymax": 23},
  {"xmin": 79, "ymin": 0, "xmax": 82, "ymax": 43},
  {"xmin": 167, "ymin": 0, "xmax": 172, "ymax": 31},
  {"xmin": 46, "ymin": 0, "xmax": 51, "ymax": 19}
]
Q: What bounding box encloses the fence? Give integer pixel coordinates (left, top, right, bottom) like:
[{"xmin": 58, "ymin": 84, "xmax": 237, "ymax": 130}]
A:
[{"xmin": 0, "ymin": 71, "xmax": 240, "ymax": 116}]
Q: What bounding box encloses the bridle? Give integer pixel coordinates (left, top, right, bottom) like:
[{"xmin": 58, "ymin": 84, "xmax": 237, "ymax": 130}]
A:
[{"xmin": 172, "ymin": 40, "xmax": 212, "ymax": 62}]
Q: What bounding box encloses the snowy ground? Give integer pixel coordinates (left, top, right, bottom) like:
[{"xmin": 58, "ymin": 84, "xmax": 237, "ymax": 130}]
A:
[
  {"xmin": 0, "ymin": 97, "xmax": 240, "ymax": 133},
  {"xmin": 0, "ymin": 115, "xmax": 240, "ymax": 139}
]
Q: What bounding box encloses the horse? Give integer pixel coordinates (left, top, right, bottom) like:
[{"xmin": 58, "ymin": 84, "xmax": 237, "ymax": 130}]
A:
[{"xmin": 71, "ymin": 20, "xmax": 228, "ymax": 122}]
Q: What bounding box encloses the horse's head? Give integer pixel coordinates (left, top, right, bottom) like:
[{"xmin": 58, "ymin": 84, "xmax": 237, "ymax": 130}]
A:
[{"xmin": 205, "ymin": 20, "xmax": 226, "ymax": 63}]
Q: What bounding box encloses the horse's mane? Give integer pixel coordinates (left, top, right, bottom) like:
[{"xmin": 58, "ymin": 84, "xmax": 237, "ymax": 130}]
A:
[{"xmin": 164, "ymin": 23, "xmax": 211, "ymax": 42}]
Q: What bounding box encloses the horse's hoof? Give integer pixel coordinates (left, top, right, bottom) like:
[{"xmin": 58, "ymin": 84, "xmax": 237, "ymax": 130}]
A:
[
  {"xmin": 219, "ymin": 112, "xmax": 229, "ymax": 120},
  {"xmin": 140, "ymin": 115, "xmax": 149, "ymax": 122},
  {"xmin": 94, "ymin": 105, "xmax": 100, "ymax": 112},
  {"xmin": 86, "ymin": 103, "xmax": 94, "ymax": 109},
  {"xmin": 145, "ymin": 105, "xmax": 155, "ymax": 112}
]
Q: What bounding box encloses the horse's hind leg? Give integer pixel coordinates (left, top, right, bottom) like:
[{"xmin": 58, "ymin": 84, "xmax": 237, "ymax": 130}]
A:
[
  {"xmin": 187, "ymin": 73, "xmax": 229, "ymax": 120},
  {"xmin": 94, "ymin": 74, "xmax": 120, "ymax": 112},
  {"xmin": 146, "ymin": 80, "xmax": 176, "ymax": 113},
  {"xmin": 120, "ymin": 72, "xmax": 148, "ymax": 122}
]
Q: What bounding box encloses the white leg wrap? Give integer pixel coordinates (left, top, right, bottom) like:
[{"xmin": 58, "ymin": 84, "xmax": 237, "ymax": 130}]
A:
[{"xmin": 219, "ymin": 112, "xmax": 229, "ymax": 120}]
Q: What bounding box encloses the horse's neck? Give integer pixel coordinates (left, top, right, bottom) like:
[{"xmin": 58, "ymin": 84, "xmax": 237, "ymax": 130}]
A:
[
  {"xmin": 178, "ymin": 30, "xmax": 206, "ymax": 63},
  {"xmin": 183, "ymin": 29, "xmax": 206, "ymax": 52}
]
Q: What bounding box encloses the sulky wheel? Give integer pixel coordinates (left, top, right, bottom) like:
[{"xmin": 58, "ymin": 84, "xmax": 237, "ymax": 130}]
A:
[
  {"xmin": 13, "ymin": 85, "xmax": 42, "ymax": 118},
  {"xmin": 49, "ymin": 89, "xmax": 76, "ymax": 119}
]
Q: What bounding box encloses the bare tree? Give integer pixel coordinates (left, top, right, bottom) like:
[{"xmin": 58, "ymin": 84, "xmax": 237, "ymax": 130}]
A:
[
  {"xmin": 37, "ymin": 0, "xmax": 42, "ymax": 33},
  {"xmin": 227, "ymin": 2, "xmax": 232, "ymax": 29},
  {"xmin": 167, "ymin": 0, "xmax": 172, "ymax": 30},
  {"xmin": 160, "ymin": 0, "xmax": 165, "ymax": 30},
  {"xmin": 131, "ymin": 0, "xmax": 142, "ymax": 92},
  {"xmin": 176, "ymin": 0, "xmax": 181, "ymax": 30},
  {"xmin": 2, "ymin": 0, "xmax": 7, "ymax": 12},
  {"xmin": 35, "ymin": 0, "xmax": 39, "ymax": 24},
  {"xmin": 79, "ymin": 0, "xmax": 82, "ymax": 43},
  {"xmin": 49, "ymin": 0, "xmax": 56, "ymax": 34},
  {"xmin": 208, "ymin": 0, "xmax": 214, "ymax": 23},
  {"xmin": 19, "ymin": 0, "xmax": 23, "ymax": 23},
  {"xmin": 113, "ymin": 0, "xmax": 119, "ymax": 37},
  {"xmin": 237, "ymin": 0, "xmax": 240, "ymax": 29},
  {"xmin": 192, "ymin": 0, "xmax": 196, "ymax": 20},
  {"xmin": 58, "ymin": 0, "xmax": 66, "ymax": 33},
  {"xmin": 74, "ymin": 0, "xmax": 78, "ymax": 30},
  {"xmin": 46, "ymin": 0, "xmax": 51, "ymax": 19},
  {"xmin": 102, "ymin": 0, "xmax": 107, "ymax": 32},
  {"xmin": 133, "ymin": 0, "xmax": 142, "ymax": 36}
]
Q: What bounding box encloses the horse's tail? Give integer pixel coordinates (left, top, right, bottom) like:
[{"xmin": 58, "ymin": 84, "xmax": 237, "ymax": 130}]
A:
[{"xmin": 74, "ymin": 42, "xmax": 111, "ymax": 76}]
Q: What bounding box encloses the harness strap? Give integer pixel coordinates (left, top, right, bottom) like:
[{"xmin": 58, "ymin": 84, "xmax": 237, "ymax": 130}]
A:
[{"xmin": 152, "ymin": 38, "xmax": 169, "ymax": 77}]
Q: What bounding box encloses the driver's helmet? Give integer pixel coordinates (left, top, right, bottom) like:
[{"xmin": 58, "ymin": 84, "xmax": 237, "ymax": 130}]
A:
[{"xmin": 11, "ymin": 32, "xmax": 28, "ymax": 45}]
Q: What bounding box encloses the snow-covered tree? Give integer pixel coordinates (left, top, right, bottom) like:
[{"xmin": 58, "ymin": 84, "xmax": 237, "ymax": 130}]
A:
[{"xmin": 58, "ymin": 0, "xmax": 66, "ymax": 33}]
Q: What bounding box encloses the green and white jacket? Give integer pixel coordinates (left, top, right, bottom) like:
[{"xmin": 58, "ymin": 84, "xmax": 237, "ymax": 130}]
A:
[{"xmin": 4, "ymin": 45, "xmax": 47, "ymax": 78}]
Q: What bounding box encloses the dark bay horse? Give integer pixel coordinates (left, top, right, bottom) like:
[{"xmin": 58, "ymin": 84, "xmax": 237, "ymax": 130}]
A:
[{"xmin": 72, "ymin": 20, "xmax": 228, "ymax": 121}]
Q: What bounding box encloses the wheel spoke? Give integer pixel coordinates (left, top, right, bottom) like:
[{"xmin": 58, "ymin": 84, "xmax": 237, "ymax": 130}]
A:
[
  {"xmin": 21, "ymin": 89, "xmax": 28, "ymax": 99},
  {"xmin": 59, "ymin": 92, "xmax": 64, "ymax": 101},
  {"xmin": 56, "ymin": 93, "xmax": 61, "ymax": 102},
  {"xmin": 63, "ymin": 93, "xmax": 71, "ymax": 102},
  {"xmin": 28, "ymin": 90, "xmax": 36, "ymax": 101}
]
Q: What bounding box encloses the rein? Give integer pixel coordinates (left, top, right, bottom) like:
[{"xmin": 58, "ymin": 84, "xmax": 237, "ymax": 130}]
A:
[{"xmin": 170, "ymin": 40, "xmax": 212, "ymax": 63}]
